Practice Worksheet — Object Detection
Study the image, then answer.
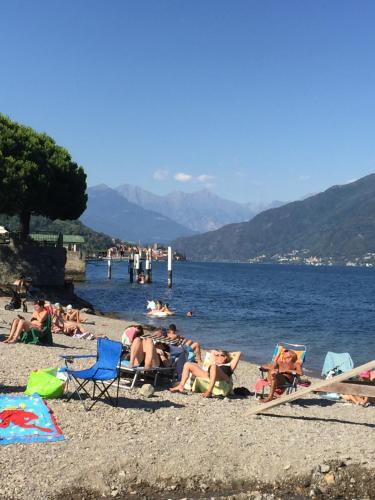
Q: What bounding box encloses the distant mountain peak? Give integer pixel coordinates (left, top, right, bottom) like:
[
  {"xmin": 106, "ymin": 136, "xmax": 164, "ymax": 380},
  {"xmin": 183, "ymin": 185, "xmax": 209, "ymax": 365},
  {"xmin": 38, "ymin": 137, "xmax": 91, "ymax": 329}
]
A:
[{"xmin": 113, "ymin": 184, "xmax": 282, "ymax": 233}]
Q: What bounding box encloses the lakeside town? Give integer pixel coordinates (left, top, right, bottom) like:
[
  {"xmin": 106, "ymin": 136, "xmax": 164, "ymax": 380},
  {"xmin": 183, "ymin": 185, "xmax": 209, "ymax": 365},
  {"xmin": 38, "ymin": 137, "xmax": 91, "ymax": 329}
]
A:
[{"xmin": 248, "ymin": 249, "xmax": 375, "ymax": 267}]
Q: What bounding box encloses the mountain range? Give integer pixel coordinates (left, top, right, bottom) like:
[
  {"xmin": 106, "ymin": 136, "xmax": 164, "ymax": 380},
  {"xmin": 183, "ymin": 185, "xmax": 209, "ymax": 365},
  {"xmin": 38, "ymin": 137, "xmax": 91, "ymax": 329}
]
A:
[
  {"xmin": 81, "ymin": 184, "xmax": 283, "ymax": 242},
  {"xmin": 173, "ymin": 174, "xmax": 375, "ymax": 262},
  {"xmin": 116, "ymin": 184, "xmax": 283, "ymax": 233},
  {"xmin": 80, "ymin": 185, "xmax": 196, "ymax": 243}
]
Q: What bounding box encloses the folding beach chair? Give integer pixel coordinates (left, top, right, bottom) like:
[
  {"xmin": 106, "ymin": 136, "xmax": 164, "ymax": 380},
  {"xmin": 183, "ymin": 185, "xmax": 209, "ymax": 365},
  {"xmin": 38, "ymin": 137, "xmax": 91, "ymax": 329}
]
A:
[
  {"xmin": 62, "ymin": 338, "xmax": 122, "ymax": 411},
  {"xmin": 255, "ymin": 341, "xmax": 307, "ymax": 399},
  {"xmin": 20, "ymin": 315, "xmax": 53, "ymax": 346}
]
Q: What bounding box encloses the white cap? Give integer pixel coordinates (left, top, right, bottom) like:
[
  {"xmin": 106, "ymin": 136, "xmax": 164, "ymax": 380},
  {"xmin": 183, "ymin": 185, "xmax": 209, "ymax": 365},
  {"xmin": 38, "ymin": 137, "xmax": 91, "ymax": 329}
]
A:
[{"xmin": 66, "ymin": 304, "xmax": 73, "ymax": 310}]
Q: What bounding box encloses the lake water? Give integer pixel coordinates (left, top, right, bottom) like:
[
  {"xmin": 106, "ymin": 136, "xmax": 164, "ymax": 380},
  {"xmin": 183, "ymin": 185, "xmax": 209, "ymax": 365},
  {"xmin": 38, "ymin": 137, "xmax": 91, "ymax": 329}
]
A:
[{"xmin": 76, "ymin": 261, "xmax": 375, "ymax": 373}]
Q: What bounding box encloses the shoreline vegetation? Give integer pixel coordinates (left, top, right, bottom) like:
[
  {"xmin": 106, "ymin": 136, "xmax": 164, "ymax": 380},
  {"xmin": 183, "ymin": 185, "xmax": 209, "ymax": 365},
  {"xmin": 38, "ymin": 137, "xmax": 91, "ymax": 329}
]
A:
[{"xmin": 0, "ymin": 296, "xmax": 374, "ymax": 499}]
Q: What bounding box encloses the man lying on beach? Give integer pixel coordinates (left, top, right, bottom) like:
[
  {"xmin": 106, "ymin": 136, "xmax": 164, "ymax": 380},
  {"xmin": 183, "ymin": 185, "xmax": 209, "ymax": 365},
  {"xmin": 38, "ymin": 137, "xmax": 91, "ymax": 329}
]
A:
[
  {"xmin": 167, "ymin": 324, "xmax": 202, "ymax": 364},
  {"xmin": 259, "ymin": 349, "xmax": 303, "ymax": 403},
  {"xmin": 170, "ymin": 350, "xmax": 241, "ymax": 398}
]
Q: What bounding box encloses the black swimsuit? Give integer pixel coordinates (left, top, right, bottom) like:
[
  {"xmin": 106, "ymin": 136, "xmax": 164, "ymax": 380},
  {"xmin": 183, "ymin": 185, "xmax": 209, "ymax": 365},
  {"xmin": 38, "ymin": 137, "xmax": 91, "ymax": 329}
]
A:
[{"xmin": 208, "ymin": 364, "xmax": 233, "ymax": 378}]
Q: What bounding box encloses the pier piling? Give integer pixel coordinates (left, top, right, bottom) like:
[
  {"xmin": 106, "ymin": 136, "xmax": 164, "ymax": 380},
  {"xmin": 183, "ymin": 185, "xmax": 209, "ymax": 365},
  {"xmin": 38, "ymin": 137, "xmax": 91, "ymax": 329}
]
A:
[
  {"xmin": 129, "ymin": 253, "xmax": 134, "ymax": 283},
  {"xmin": 168, "ymin": 246, "xmax": 173, "ymax": 288},
  {"xmin": 145, "ymin": 249, "xmax": 152, "ymax": 283},
  {"xmin": 107, "ymin": 257, "xmax": 112, "ymax": 279}
]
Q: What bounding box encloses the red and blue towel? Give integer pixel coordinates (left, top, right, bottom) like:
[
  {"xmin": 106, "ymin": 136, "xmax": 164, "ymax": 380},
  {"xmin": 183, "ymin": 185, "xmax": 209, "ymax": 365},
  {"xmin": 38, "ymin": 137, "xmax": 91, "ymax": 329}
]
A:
[{"xmin": 0, "ymin": 394, "xmax": 64, "ymax": 445}]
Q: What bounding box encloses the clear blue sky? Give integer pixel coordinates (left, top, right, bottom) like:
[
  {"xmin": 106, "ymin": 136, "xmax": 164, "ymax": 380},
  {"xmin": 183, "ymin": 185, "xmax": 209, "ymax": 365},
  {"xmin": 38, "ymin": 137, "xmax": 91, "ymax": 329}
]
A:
[{"xmin": 1, "ymin": 1, "xmax": 375, "ymax": 204}]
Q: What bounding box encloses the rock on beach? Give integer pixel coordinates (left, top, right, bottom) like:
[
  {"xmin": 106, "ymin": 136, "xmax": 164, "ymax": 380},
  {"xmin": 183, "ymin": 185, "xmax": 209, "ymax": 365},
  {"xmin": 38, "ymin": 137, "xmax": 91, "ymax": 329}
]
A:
[{"xmin": 0, "ymin": 297, "xmax": 374, "ymax": 499}]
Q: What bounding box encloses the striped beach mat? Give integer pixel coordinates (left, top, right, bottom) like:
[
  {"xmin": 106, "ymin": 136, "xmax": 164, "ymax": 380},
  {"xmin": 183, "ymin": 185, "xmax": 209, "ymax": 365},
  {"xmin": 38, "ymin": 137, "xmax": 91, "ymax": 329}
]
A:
[{"xmin": 0, "ymin": 394, "xmax": 64, "ymax": 445}]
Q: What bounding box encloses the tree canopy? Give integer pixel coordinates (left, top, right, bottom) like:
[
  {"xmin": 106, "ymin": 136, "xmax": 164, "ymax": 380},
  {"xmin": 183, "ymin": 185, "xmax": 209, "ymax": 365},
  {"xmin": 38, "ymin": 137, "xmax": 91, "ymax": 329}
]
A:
[{"xmin": 0, "ymin": 114, "xmax": 87, "ymax": 238}]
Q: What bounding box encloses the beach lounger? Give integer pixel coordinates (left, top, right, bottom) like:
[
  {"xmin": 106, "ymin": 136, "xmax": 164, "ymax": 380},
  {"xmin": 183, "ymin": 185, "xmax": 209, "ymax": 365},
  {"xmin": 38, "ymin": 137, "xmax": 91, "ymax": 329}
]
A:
[
  {"xmin": 255, "ymin": 342, "xmax": 307, "ymax": 399},
  {"xmin": 62, "ymin": 338, "xmax": 122, "ymax": 411},
  {"xmin": 118, "ymin": 344, "xmax": 193, "ymax": 390}
]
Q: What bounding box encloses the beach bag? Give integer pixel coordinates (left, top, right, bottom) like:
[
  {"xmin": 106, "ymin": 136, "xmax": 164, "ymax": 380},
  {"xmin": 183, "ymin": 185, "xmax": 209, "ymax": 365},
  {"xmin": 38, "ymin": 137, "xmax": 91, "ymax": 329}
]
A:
[{"xmin": 25, "ymin": 368, "xmax": 65, "ymax": 399}]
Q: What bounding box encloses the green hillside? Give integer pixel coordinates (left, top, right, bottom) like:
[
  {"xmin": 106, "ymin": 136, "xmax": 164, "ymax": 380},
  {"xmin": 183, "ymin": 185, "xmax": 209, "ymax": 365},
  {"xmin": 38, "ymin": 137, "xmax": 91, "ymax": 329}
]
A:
[
  {"xmin": 173, "ymin": 174, "xmax": 375, "ymax": 264},
  {"xmin": 0, "ymin": 214, "xmax": 115, "ymax": 253}
]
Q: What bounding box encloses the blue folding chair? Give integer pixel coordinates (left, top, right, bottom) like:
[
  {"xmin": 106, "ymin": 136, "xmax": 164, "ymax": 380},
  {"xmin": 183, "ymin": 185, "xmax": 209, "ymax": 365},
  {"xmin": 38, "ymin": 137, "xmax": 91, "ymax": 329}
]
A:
[{"xmin": 62, "ymin": 338, "xmax": 123, "ymax": 411}]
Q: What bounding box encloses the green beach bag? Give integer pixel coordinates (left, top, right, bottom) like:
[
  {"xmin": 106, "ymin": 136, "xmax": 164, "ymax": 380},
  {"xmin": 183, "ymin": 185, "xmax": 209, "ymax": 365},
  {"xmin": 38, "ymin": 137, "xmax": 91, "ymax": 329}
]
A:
[{"xmin": 25, "ymin": 367, "xmax": 65, "ymax": 399}]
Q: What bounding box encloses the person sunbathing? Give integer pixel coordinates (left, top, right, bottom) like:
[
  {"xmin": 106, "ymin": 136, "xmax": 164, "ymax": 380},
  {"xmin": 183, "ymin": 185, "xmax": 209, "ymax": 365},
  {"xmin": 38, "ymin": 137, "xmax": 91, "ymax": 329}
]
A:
[
  {"xmin": 4, "ymin": 300, "xmax": 48, "ymax": 344},
  {"xmin": 259, "ymin": 349, "xmax": 303, "ymax": 403},
  {"xmin": 128, "ymin": 337, "xmax": 171, "ymax": 369},
  {"xmin": 167, "ymin": 324, "xmax": 202, "ymax": 364},
  {"xmin": 170, "ymin": 350, "xmax": 241, "ymax": 398},
  {"xmin": 341, "ymin": 370, "xmax": 375, "ymax": 406},
  {"xmin": 65, "ymin": 305, "xmax": 83, "ymax": 323},
  {"xmin": 51, "ymin": 304, "xmax": 65, "ymax": 334}
]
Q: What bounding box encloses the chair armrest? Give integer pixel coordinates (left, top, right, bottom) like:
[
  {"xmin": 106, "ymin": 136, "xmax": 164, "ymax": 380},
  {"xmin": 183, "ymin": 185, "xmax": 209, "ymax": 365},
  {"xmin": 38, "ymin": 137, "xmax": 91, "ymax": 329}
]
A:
[
  {"xmin": 259, "ymin": 366, "xmax": 269, "ymax": 373},
  {"xmin": 60, "ymin": 354, "xmax": 96, "ymax": 360}
]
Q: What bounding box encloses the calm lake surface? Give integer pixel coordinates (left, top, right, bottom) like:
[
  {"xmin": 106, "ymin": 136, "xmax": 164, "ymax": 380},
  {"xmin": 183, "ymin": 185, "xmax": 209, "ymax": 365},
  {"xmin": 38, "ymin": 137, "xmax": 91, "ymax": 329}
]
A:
[{"xmin": 76, "ymin": 261, "xmax": 375, "ymax": 373}]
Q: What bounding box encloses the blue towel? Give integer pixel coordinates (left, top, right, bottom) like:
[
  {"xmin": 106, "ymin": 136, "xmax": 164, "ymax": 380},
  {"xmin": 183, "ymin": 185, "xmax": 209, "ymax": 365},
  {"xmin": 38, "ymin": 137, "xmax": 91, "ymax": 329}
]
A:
[{"xmin": 321, "ymin": 352, "xmax": 354, "ymax": 378}]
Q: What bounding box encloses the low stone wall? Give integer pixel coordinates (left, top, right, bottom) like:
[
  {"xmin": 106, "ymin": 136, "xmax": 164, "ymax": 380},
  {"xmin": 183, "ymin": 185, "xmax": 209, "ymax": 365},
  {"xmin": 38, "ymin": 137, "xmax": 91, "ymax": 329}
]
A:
[
  {"xmin": 65, "ymin": 250, "xmax": 86, "ymax": 282},
  {"xmin": 0, "ymin": 241, "xmax": 66, "ymax": 287}
]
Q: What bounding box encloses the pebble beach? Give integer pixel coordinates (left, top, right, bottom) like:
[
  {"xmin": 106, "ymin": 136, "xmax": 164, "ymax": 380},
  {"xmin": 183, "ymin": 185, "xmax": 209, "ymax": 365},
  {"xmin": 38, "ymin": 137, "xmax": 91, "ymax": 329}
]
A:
[{"xmin": 0, "ymin": 297, "xmax": 374, "ymax": 500}]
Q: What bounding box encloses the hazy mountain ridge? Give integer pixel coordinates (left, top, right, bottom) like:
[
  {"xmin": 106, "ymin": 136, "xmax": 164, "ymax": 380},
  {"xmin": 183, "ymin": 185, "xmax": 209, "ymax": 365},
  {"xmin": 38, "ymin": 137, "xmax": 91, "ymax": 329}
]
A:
[
  {"xmin": 115, "ymin": 184, "xmax": 281, "ymax": 232},
  {"xmin": 80, "ymin": 185, "xmax": 196, "ymax": 243},
  {"xmin": 172, "ymin": 174, "xmax": 375, "ymax": 262}
]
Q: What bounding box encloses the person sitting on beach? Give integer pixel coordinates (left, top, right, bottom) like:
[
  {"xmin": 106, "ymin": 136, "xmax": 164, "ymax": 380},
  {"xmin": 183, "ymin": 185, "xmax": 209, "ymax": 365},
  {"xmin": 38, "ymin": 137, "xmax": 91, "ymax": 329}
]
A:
[
  {"xmin": 121, "ymin": 325, "xmax": 144, "ymax": 346},
  {"xmin": 51, "ymin": 303, "xmax": 65, "ymax": 334},
  {"xmin": 259, "ymin": 349, "xmax": 303, "ymax": 403},
  {"xmin": 170, "ymin": 350, "xmax": 241, "ymax": 398},
  {"xmin": 3, "ymin": 300, "xmax": 48, "ymax": 344},
  {"xmin": 64, "ymin": 304, "xmax": 82, "ymax": 323},
  {"xmin": 51, "ymin": 303, "xmax": 92, "ymax": 337},
  {"xmin": 167, "ymin": 324, "xmax": 202, "ymax": 364},
  {"xmin": 128, "ymin": 336, "xmax": 171, "ymax": 369}
]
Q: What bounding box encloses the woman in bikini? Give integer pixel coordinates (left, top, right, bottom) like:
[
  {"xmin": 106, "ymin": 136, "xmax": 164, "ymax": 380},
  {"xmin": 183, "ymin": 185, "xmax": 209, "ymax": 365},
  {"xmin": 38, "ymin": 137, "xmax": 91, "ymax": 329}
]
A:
[
  {"xmin": 170, "ymin": 350, "xmax": 241, "ymax": 398},
  {"xmin": 4, "ymin": 300, "xmax": 48, "ymax": 344}
]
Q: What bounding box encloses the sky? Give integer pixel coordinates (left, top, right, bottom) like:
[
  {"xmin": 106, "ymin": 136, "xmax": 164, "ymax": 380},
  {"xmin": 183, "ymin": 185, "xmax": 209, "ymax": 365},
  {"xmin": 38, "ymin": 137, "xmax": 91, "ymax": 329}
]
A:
[{"xmin": 1, "ymin": 1, "xmax": 375, "ymax": 204}]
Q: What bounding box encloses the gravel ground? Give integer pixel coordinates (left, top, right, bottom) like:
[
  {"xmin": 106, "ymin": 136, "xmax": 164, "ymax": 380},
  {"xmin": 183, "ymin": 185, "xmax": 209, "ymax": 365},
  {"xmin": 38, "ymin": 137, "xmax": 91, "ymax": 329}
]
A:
[{"xmin": 0, "ymin": 298, "xmax": 374, "ymax": 500}]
